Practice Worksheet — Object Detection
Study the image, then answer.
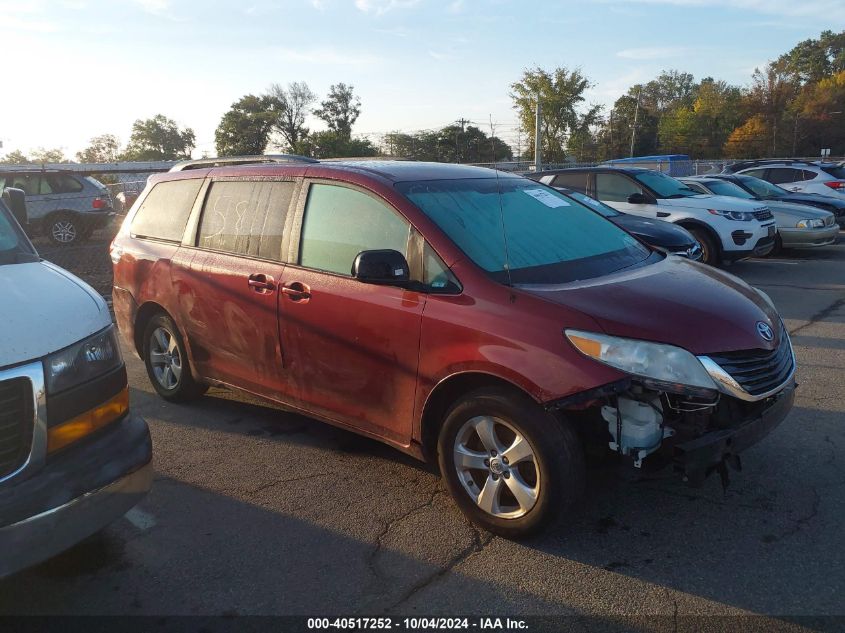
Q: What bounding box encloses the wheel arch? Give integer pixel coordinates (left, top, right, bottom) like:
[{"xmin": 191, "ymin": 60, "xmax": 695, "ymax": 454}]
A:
[
  {"xmin": 675, "ymin": 219, "xmax": 722, "ymax": 253},
  {"xmin": 419, "ymin": 371, "xmax": 540, "ymax": 463},
  {"xmin": 134, "ymin": 301, "xmax": 172, "ymax": 357}
]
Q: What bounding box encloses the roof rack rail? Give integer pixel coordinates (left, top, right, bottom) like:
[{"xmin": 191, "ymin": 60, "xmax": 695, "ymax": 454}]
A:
[{"xmin": 169, "ymin": 154, "xmax": 319, "ymax": 172}]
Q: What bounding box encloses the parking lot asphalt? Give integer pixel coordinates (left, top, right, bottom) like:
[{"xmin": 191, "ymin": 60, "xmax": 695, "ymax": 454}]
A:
[{"xmin": 1, "ymin": 240, "xmax": 843, "ymax": 629}]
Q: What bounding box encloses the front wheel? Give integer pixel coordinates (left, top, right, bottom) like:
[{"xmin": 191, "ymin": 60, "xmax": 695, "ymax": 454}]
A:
[
  {"xmin": 688, "ymin": 228, "xmax": 719, "ymax": 266},
  {"xmin": 47, "ymin": 213, "xmax": 81, "ymax": 245},
  {"xmin": 143, "ymin": 313, "xmax": 208, "ymax": 402},
  {"xmin": 437, "ymin": 388, "xmax": 585, "ymax": 538}
]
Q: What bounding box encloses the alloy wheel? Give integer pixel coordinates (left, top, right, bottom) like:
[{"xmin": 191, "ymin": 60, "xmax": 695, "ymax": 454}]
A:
[
  {"xmin": 51, "ymin": 220, "xmax": 77, "ymax": 243},
  {"xmin": 453, "ymin": 415, "xmax": 540, "ymax": 519},
  {"xmin": 149, "ymin": 326, "xmax": 183, "ymax": 390}
]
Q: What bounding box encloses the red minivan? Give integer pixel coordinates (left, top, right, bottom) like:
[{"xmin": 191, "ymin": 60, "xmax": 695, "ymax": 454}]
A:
[{"xmin": 111, "ymin": 159, "xmax": 796, "ymax": 537}]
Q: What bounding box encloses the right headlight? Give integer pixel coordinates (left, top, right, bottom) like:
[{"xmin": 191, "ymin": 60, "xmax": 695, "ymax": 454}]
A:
[
  {"xmin": 796, "ymin": 218, "xmax": 824, "ymax": 229},
  {"xmin": 44, "ymin": 325, "xmax": 123, "ymax": 394},
  {"xmin": 708, "ymin": 209, "xmax": 754, "ymax": 222},
  {"xmin": 565, "ymin": 329, "xmax": 717, "ymax": 392}
]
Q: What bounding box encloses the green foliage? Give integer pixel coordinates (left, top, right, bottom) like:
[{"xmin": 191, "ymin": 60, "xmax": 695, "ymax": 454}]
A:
[
  {"xmin": 122, "ymin": 114, "xmax": 195, "ymax": 161},
  {"xmin": 778, "ymin": 30, "xmax": 845, "ymax": 84},
  {"xmin": 510, "ymin": 66, "xmax": 600, "ymax": 163},
  {"xmin": 30, "ymin": 147, "xmax": 69, "ymax": 163},
  {"xmin": 76, "ymin": 134, "xmax": 121, "ymax": 163},
  {"xmin": 215, "ymin": 94, "xmax": 276, "ymax": 156},
  {"xmin": 384, "ymin": 124, "xmax": 513, "ymax": 163},
  {"xmin": 314, "ymin": 83, "xmax": 361, "ymax": 139},
  {"xmin": 302, "ymin": 130, "xmax": 379, "ymax": 159},
  {"xmin": 0, "ymin": 150, "xmax": 30, "ymax": 164}
]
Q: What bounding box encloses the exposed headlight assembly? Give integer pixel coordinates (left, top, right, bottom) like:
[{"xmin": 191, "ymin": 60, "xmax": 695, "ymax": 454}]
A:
[
  {"xmin": 796, "ymin": 218, "xmax": 825, "ymax": 229},
  {"xmin": 45, "ymin": 325, "xmax": 123, "ymax": 394},
  {"xmin": 565, "ymin": 329, "xmax": 718, "ymax": 395}
]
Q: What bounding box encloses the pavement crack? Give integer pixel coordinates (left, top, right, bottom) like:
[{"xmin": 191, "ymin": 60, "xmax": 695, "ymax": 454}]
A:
[
  {"xmin": 788, "ymin": 296, "xmax": 845, "ymax": 337},
  {"xmin": 384, "ymin": 525, "xmax": 494, "ymax": 612},
  {"xmin": 367, "ymin": 486, "xmax": 444, "ymax": 582}
]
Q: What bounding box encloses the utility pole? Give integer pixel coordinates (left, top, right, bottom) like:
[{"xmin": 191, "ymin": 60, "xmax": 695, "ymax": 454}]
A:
[
  {"xmin": 455, "ymin": 118, "xmax": 469, "ymax": 163},
  {"xmin": 630, "ymin": 90, "xmax": 640, "ymax": 158},
  {"xmin": 534, "ymin": 93, "xmax": 542, "ymax": 172},
  {"xmin": 609, "ymin": 110, "xmax": 614, "ymax": 158}
]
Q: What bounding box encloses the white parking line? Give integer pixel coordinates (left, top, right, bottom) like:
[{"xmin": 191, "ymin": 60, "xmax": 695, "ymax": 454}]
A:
[
  {"xmin": 124, "ymin": 507, "xmax": 157, "ymax": 531},
  {"xmin": 745, "ymin": 259, "xmax": 800, "ymax": 265}
]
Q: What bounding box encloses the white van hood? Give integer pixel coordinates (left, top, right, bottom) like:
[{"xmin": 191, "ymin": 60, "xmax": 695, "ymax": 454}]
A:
[
  {"xmin": 0, "ymin": 261, "xmax": 111, "ymax": 368},
  {"xmin": 658, "ymin": 194, "xmax": 769, "ymax": 214}
]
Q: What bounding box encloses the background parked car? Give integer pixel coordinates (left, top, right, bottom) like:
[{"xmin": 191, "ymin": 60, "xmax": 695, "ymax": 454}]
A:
[
  {"xmin": 724, "ymin": 160, "xmax": 845, "ymax": 200},
  {"xmin": 530, "ymin": 167, "xmax": 776, "ymax": 266},
  {"xmin": 0, "ymin": 168, "xmax": 115, "ymax": 245},
  {"xmin": 681, "ymin": 176, "xmax": 839, "ymax": 254},
  {"xmin": 550, "ymin": 187, "xmax": 702, "ymax": 261}
]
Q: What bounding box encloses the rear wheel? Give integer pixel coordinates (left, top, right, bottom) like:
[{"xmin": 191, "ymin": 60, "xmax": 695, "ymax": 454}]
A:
[
  {"xmin": 437, "ymin": 387, "xmax": 585, "ymax": 538},
  {"xmin": 47, "ymin": 213, "xmax": 81, "ymax": 245},
  {"xmin": 143, "ymin": 313, "xmax": 207, "ymax": 402},
  {"xmin": 688, "ymin": 228, "xmax": 719, "ymax": 266}
]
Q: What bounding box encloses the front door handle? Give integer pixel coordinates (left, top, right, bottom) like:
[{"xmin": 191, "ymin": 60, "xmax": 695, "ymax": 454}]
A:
[
  {"xmin": 281, "ymin": 281, "xmax": 311, "ymax": 303},
  {"xmin": 248, "ymin": 273, "xmax": 275, "ymax": 294}
]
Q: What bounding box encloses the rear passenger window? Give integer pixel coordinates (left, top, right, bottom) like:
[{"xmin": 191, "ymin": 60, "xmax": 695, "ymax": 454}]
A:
[
  {"xmin": 131, "ymin": 179, "xmax": 203, "ymax": 242},
  {"xmin": 197, "ymin": 180, "xmax": 294, "ymax": 261},
  {"xmin": 552, "ymin": 172, "xmax": 589, "ymax": 194},
  {"xmin": 800, "ymin": 170, "xmax": 818, "ymax": 181},
  {"xmin": 46, "ymin": 175, "xmax": 84, "ymax": 194},
  {"xmin": 299, "ymin": 183, "xmax": 410, "ymax": 276},
  {"xmin": 596, "ymin": 173, "xmax": 643, "ymax": 202},
  {"xmin": 768, "ymin": 168, "xmax": 801, "ymax": 185}
]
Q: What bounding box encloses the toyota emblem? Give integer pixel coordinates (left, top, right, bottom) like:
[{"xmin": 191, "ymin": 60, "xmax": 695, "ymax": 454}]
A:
[{"xmin": 756, "ymin": 321, "xmax": 774, "ymax": 342}]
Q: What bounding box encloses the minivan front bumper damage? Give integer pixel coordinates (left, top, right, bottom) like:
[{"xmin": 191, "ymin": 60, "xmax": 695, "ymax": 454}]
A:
[{"xmin": 673, "ymin": 382, "xmax": 795, "ymax": 485}]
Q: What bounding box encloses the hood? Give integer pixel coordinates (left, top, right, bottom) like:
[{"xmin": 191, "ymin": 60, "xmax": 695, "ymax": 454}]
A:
[
  {"xmin": 780, "ymin": 192, "xmax": 845, "ymax": 210},
  {"xmin": 765, "ymin": 200, "xmax": 833, "ymax": 221},
  {"xmin": 612, "ymin": 213, "xmax": 696, "ymax": 248},
  {"xmin": 658, "ymin": 194, "xmax": 769, "ymax": 214},
  {"xmin": 516, "ymin": 257, "xmax": 781, "ymax": 355},
  {"xmin": 0, "ymin": 261, "xmax": 111, "ymax": 367}
]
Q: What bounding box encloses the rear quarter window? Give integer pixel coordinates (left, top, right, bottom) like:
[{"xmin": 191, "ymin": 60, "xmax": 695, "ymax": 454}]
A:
[
  {"xmin": 552, "ymin": 172, "xmax": 589, "ymax": 194},
  {"xmin": 131, "ymin": 179, "xmax": 203, "ymax": 242}
]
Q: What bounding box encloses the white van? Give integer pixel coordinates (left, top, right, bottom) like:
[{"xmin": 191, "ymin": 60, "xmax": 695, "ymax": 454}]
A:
[
  {"xmin": 532, "ymin": 167, "xmax": 777, "ymax": 266},
  {"xmin": 0, "ymin": 188, "xmax": 151, "ymax": 578}
]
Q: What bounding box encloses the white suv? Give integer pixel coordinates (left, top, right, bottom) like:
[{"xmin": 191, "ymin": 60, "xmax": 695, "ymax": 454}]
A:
[
  {"xmin": 532, "ymin": 167, "xmax": 777, "ymax": 266},
  {"xmin": 729, "ymin": 160, "xmax": 845, "ymax": 199}
]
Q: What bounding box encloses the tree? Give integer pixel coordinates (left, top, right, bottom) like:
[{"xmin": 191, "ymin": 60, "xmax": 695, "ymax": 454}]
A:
[
  {"xmin": 302, "ymin": 130, "xmax": 378, "ymax": 159},
  {"xmin": 778, "ymin": 30, "xmax": 845, "ymax": 84},
  {"xmin": 29, "ymin": 148, "xmax": 68, "ymax": 163},
  {"xmin": 266, "ymin": 81, "xmax": 317, "ymax": 152},
  {"xmin": 510, "ymin": 66, "xmax": 601, "ymax": 163},
  {"xmin": 596, "ymin": 94, "xmax": 659, "ymax": 160},
  {"xmin": 723, "ymin": 114, "xmax": 770, "ymax": 158},
  {"xmin": 747, "ymin": 62, "xmax": 800, "ymax": 155},
  {"xmin": 0, "ymin": 150, "xmax": 30, "ymax": 164},
  {"xmin": 215, "ymin": 95, "xmax": 276, "ymax": 156},
  {"xmin": 76, "ymin": 134, "xmax": 121, "ymax": 163},
  {"xmin": 383, "ymin": 124, "xmax": 513, "ymax": 163},
  {"xmin": 314, "ymin": 83, "xmax": 361, "ymax": 139},
  {"xmin": 122, "ymin": 114, "xmax": 195, "ymax": 161},
  {"xmin": 634, "ymin": 70, "xmax": 696, "ymax": 113}
]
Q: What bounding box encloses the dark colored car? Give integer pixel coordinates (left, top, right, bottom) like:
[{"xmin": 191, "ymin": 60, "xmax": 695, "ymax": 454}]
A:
[
  {"xmin": 709, "ymin": 173, "xmax": 845, "ymax": 228},
  {"xmin": 112, "ymin": 159, "xmax": 795, "ymax": 537},
  {"xmin": 553, "ymin": 187, "xmax": 702, "ymax": 260},
  {"xmin": 0, "ymin": 190, "xmax": 151, "ymax": 578}
]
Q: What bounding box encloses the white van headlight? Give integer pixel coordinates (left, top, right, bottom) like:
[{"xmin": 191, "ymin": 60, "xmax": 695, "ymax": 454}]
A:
[
  {"xmin": 45, "ymin": 325, "xmax": 123, "ymax": 394},
  {"xmin": 565, "ymin": 329, "xmax": 717, "ymax": 391}
]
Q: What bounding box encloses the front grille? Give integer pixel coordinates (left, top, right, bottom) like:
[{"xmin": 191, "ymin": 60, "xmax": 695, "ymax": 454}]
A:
[
  {"xmin": 754, "ymin": 208, "xmax": 774, "ymax": 221},
  {"xmin": 0, "ymin": 378, "xmax": 34, "ymax": 478},
  {"xmin": 708, "ymin": 329, "xmax": 794, "ymax": 397}
]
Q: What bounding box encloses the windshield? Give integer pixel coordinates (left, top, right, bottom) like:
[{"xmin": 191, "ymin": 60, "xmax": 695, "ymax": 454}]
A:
[
  {"xmin": 561, "ymin": 189, "xmax": 620, "ymax": 217},
  {"xmin": 0, "ymin": 201, "xmax": 38, "ymax": 265},
  {"xmin": 705, "ymin": 180, "xmax": 755, "ymax": 199},
  {"xmin": 633, "ymin": 171, "xmax": 699, "ymax": 198},
  {"xmin": 737, "ymin": 175, "xmax": 788, "ymax": 199},
  {"xmin": 396, "ymin": 177, "xmax": 652, "ymax": 285}
]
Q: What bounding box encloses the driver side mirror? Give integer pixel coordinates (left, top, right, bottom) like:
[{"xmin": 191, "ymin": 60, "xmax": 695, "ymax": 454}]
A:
[
  {"xmin": 352, "ymin": 249, "xmax": 411, "ymax": 287},
  {"xmin": 2, "ymin": 188, "xmax": 28, "ymax": 226},
  {"xmin": 626, "ymin": 192, "xmax": 648, "ymax": 204}
]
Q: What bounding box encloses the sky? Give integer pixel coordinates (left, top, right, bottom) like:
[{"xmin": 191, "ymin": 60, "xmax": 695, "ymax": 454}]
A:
[{"xmin": 0, "ymin": 0, "xmax": 843, "ymax": 159}]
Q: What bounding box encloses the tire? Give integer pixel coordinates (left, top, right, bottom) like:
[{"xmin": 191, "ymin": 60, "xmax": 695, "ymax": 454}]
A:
[
  {"xmin": 142, "ymin": 313, "xmax": 208, "ymax": 402},
  {"xmin": 688, "ymin": 228, "xmax": 719, "ymax": 266},
  {"xmin": 47, "ymin": 212, "xmax": 81, "ymax": 245},
  {"xmin": 768, "ymin": 234, "xmax": 783, "ymax": 257},
  {"xmin": 437, "ymin": 387, "xmax": 585, "ymax": 539}
]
